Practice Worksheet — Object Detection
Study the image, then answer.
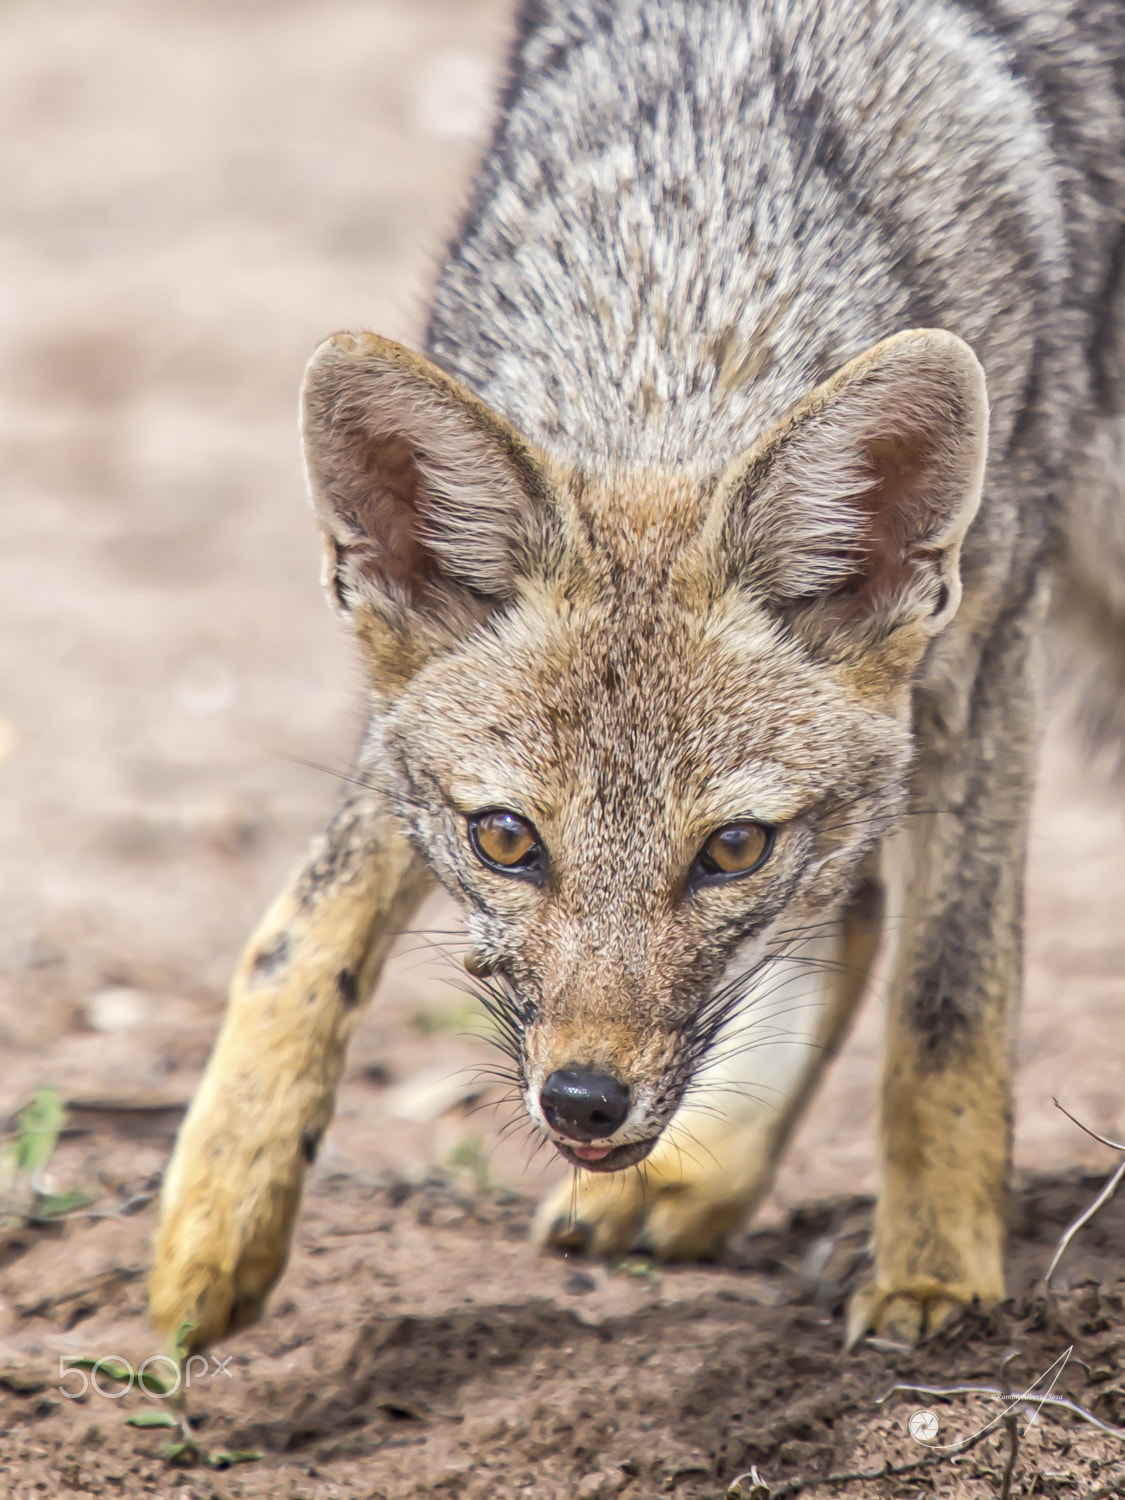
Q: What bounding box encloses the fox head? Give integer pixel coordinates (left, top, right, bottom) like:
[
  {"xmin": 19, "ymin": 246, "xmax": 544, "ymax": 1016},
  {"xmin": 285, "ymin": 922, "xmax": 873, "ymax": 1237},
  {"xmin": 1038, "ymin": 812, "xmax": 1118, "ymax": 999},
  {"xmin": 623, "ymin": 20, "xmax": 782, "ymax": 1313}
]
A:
[{"xmin": 301, "ymin": 329, "xmax": 987, "ymax": 1172}]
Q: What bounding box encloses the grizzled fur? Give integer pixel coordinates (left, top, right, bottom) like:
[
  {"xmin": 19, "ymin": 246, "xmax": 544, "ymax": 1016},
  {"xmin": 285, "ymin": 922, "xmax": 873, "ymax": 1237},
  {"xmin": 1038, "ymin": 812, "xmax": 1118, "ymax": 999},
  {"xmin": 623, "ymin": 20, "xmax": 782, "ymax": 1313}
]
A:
[{"xmin": 153, "ymin": 0, "xmax": 1125, "ymax": 1353}]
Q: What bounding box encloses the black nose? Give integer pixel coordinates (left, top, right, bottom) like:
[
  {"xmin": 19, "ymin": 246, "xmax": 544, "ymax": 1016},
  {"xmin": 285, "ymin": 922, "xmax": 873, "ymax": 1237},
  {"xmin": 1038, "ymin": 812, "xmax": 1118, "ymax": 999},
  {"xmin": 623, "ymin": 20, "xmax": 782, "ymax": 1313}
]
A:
[{"xmin": 540, "ymin": 1068, "xmax": 630, "ymax": 1140}]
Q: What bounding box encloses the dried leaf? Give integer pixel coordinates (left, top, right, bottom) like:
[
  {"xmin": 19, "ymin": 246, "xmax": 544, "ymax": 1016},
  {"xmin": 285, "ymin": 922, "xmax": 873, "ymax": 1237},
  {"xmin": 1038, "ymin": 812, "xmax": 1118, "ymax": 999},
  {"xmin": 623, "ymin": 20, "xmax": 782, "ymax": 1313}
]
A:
[
  {"xmin": 205, "ymin": 1448, "xmax": 263, "ymax": 1468},
  {"xmin": 126, "ymin": 1410, "xmax": 178, "ymax": 1428},
  {"xmin": 65, "ymin": 1356, "xmax": 132, "ymax": 1385},
  {"xmin": 13, "ymin": 1089, "xmax": 66, "ymax": 1176},
  {"xmin": 29, "ymin": 1189, "xmax": 96, "ymax": 1221}
]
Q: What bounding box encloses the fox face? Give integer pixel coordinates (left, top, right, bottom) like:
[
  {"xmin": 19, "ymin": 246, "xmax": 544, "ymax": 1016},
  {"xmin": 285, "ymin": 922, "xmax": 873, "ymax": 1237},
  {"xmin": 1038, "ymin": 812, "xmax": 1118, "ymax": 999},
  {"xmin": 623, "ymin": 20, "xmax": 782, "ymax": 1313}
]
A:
[
  {"xmin": 377, "ymin": 521, "xmax": 917, "ymax": 1170},
  {"xmin": 302, "ymin": 329, "xmax": 988, "ymax": 1171}
]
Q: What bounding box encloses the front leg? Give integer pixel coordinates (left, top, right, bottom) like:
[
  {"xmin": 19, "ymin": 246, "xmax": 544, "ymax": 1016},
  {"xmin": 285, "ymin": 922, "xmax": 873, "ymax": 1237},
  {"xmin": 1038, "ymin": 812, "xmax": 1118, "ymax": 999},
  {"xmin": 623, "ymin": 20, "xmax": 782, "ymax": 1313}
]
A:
[
  {"xmin": 150, "ymin": 790, "xmax": 429, "ymax": 1350},
  {"xmin": 847, "ymin": 615, "xmax": 1040, "ymax": 1345}
]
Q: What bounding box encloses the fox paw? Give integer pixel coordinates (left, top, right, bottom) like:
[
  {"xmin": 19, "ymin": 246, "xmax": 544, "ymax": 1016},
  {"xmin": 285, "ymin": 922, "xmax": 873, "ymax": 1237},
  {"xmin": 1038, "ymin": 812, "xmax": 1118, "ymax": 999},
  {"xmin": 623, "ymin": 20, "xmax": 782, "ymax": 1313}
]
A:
[
  {"xmin": 845, "ymin": 1282, "xmax": 972, "ymax": 1347},
  {"xmin": 151, "ymin": 1108, "xmax": 307, "ymax": 1351},
  {"xmin": 150, "ymin": 1198, "xmax": 289, "ymax": 1352},
  {"xmin": 846, "ymin": 1188, "xmax": 1006, "ymax": 1347},
  {"xmin": 534, "ymin": 1164, "xmax": 761, "ymax": 1262}
]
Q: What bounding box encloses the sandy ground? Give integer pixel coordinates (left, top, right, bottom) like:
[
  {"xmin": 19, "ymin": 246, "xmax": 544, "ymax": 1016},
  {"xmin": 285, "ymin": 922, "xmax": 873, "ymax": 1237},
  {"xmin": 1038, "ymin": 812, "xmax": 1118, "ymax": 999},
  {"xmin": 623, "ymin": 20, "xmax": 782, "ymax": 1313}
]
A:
[{"xmin": 1, "ymin": 2, "xmax": 1124, "ymax": 1495}]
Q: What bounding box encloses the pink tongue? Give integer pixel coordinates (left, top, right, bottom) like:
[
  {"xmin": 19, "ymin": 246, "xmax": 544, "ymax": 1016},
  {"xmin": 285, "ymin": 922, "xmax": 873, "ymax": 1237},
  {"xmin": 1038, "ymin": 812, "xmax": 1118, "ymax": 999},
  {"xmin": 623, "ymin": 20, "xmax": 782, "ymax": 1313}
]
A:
[{"xmin": 571, "ymin": 1144, "xmax": 613, "ymax": 1162}]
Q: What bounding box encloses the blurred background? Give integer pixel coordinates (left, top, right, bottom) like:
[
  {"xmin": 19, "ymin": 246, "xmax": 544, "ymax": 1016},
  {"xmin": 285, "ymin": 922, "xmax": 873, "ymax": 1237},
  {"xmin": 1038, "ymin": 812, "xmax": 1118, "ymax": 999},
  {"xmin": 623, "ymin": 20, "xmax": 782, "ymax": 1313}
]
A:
[{"xmin": 1, "ymin": 0, "xmax": 1123, "ymax": 1228}]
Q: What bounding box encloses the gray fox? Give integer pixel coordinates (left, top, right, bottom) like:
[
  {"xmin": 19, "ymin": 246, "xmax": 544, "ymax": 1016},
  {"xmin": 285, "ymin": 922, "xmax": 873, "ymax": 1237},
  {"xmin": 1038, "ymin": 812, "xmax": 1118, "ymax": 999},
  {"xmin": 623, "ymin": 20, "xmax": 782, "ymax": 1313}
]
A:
[{"xmin": 151, "ymin": 0, "xmax": 1125, "ymax": 1350}]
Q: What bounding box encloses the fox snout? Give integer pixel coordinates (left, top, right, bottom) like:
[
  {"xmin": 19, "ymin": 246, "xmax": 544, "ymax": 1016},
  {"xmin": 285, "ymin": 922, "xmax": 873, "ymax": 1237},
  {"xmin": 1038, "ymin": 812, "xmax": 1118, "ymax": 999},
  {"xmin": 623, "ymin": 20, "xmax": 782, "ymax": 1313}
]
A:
[
  {"xmin": 527, "ymin": 1057, "xmax": 685, "ymax": 1172},
  {"xmin": 539, "ymin": 1067, "xmax": 630, "ymax": 1142},
  {"xmin": 526, "ymin": 1053, "xmax": 667, "ymax": 1172},
  {"xmin": 512, "ymin": 1000, "xmax": 693, "ymax": 1173},
  {"xmin": 536, "ymin": 1066, "xmax": 647, "ymax": 1169}
]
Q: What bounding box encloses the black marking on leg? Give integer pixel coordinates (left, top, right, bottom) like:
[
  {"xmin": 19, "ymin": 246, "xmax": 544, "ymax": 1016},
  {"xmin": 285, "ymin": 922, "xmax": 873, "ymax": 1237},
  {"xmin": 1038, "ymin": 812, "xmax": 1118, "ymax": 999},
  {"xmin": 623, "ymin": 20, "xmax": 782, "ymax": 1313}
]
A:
[
  {"xmin": 847, "ymin": 875, "xmax": 884, "ymax": 930},
  {"xmin": 228, "ymin": 1292, "xmax": 264, "ymax": 1334},
  {"xmin": 250, "ymin": 933, "xmax": 290, "ymax": 980},
  {"xmin": 908, "ymin": 896, "xmax": 983, "ymax": 1069},
  {"xmin": 336, "ymin": 968, "xmax": 359, "ymax": 1008},
  {"xmin": 301, "ymin": 1129, "xmax": 322, "ymax": 1166},
  {"xmin": 297, "ymin": 802, "xmax": 366, "ymax": 906}
]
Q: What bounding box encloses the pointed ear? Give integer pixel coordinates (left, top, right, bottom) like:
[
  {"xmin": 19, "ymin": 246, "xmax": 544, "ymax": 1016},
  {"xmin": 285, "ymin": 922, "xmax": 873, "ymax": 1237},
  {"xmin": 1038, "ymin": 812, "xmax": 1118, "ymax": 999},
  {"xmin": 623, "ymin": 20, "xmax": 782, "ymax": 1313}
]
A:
[
  {"xmin": 301, "ymin": 332, "xmax": 552, "ymax": 681},
  {"xmin": 716, "ymin": 329, "xmax": 988, "ymax": 657}
]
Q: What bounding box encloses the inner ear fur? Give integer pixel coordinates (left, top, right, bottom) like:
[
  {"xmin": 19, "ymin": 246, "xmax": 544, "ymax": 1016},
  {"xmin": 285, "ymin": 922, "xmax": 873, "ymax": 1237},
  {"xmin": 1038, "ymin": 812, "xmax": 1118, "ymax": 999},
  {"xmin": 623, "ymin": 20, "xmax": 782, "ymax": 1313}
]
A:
[
  {"xmin": 301, "ymin": 333, "xmax": 552, "ymax": 654},
  {"xmin": 716, "ymin": 328, "xmax": 989, "ymax": 652}
]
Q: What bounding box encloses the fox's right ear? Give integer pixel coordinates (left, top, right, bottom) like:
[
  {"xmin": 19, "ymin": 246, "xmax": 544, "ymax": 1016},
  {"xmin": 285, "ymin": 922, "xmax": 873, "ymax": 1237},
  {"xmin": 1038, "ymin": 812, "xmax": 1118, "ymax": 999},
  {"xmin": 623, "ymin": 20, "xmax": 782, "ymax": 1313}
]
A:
[{"xmin": 302, "ymin": 333, "xmax": 552, "ymax": 688}]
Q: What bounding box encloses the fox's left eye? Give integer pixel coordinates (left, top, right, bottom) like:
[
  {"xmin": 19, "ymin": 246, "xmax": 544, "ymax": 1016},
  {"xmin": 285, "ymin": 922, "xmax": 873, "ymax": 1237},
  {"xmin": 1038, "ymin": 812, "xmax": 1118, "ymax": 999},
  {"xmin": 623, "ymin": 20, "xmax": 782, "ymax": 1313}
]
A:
[
  {"xmin": 467, "ymin": 810, "xmax": 546, "ymax": 881},
  {"xmin": 692, "ymin": 821, "xmax": 775, "ymax": 884}
]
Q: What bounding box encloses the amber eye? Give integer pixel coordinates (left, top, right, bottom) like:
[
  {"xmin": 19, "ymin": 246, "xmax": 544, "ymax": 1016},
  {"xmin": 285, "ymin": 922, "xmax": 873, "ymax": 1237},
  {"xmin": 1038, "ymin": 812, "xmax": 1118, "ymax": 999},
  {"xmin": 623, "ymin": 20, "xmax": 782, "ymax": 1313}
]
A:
[
  {"xmin": 467, "ymin": 810, "xmax": 545, "ymax": 880},
  {"xmin": 693, "ymin": 821, "xmax": 774, "ymax": 884}
]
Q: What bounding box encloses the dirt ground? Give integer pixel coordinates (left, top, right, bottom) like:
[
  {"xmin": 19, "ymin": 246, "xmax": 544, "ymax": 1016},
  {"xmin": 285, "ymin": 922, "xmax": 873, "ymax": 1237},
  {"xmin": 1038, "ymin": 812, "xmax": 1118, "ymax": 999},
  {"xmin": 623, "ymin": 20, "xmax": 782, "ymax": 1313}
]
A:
[{"xmin": 1, "ymin": 2, "xmax": 1124, "ymax": 1496}]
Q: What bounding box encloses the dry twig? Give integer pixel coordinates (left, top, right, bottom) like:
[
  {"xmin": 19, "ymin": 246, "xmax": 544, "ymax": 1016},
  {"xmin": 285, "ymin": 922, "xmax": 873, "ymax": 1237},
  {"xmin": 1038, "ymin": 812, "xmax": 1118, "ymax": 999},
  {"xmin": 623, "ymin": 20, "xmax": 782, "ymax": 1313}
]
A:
[
  {"xmin": 724, "ymin": 1426, "xmax": 997, "ymax": 1498},
  {"xmin": 879, "ymin": 1379, "xmax": 1125, "ymax": 1440},
  {"xmin": 1044, "ymin": 1100, "xmax": 1125, "ymax": 1291},
  {"xmin": 1083, "ymin": 1476, "xmax": 1125, "ymax": 1499},
  {"xmin": 726, "ymin": 1467, "xmax": 771, "ymax": 1498},
  {"xmin": 998, "ymin": 1348, "xmax": 1020, "ymax": 1500}
]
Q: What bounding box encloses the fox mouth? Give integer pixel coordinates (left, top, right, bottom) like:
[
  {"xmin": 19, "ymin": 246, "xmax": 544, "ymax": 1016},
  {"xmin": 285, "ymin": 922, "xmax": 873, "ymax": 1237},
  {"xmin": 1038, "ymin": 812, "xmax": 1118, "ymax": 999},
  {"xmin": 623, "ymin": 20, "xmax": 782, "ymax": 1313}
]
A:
[{"xmin": 552, "ymin": 1137, "xmax": 657, "ymax": 1173}]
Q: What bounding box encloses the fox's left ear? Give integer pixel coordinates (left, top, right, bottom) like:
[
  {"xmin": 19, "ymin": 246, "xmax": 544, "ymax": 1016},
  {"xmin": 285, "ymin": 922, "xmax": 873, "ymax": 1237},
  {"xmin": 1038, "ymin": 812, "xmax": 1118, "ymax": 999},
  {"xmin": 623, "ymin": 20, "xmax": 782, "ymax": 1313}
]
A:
[{"xmin": 716, "ymin": 329, "xmax": 988, "ymax": 656}]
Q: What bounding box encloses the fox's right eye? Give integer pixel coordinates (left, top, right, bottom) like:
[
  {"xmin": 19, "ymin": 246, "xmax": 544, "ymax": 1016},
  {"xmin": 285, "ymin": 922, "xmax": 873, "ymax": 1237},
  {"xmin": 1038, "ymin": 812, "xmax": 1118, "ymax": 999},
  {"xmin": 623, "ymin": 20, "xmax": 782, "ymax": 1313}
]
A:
[{"xmin": 467, "ymin": 810, "xmax": 546, "ymax": 882}]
